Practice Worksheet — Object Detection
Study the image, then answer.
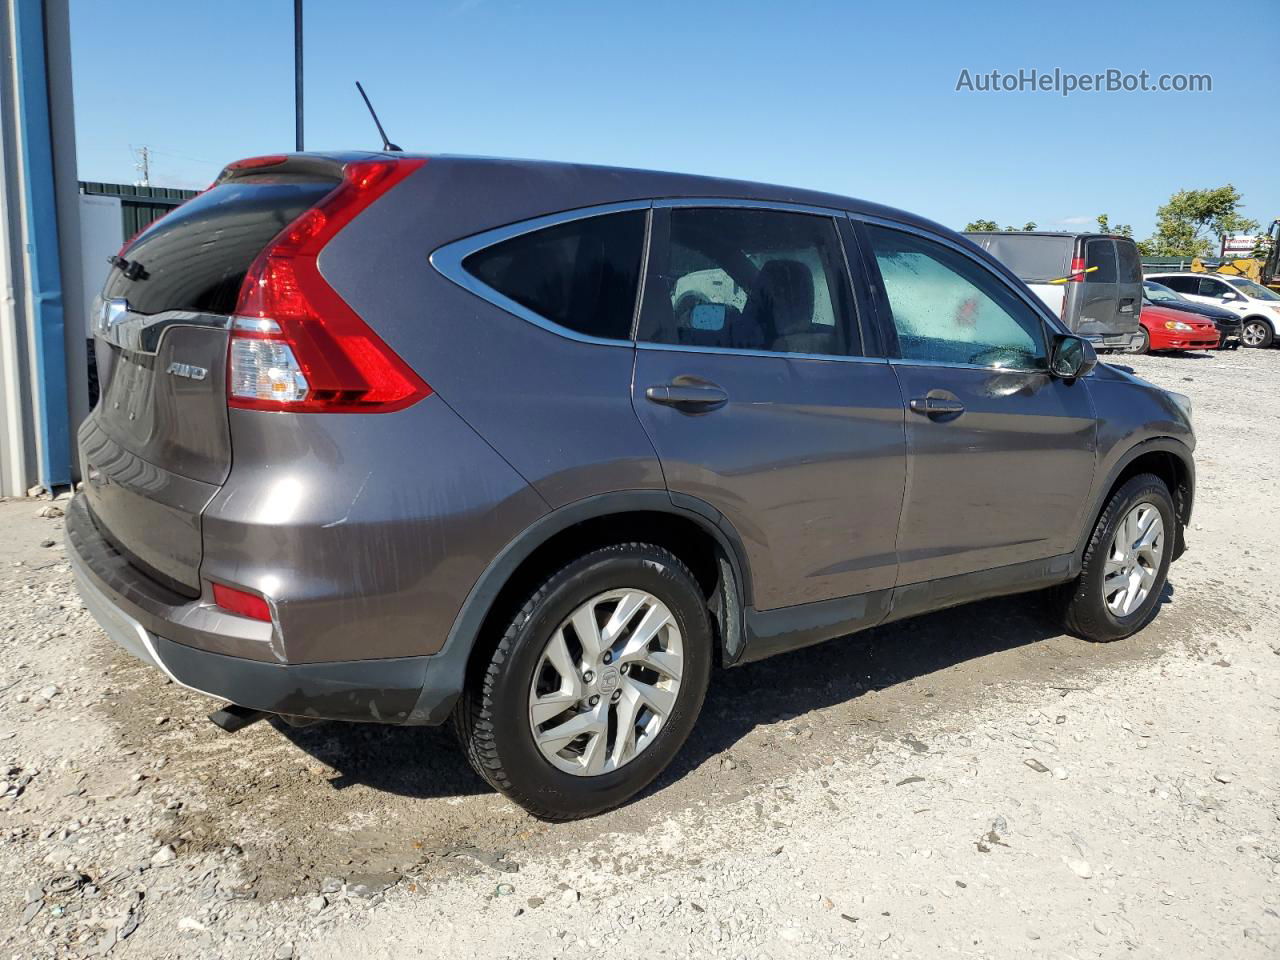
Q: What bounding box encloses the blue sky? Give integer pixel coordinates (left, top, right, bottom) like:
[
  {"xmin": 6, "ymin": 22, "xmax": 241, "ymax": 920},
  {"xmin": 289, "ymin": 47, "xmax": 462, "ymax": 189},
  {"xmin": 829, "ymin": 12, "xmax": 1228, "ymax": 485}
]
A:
[{"xmin": 70, "ymin": 0, "xmax": 1279, "ymax": 237}]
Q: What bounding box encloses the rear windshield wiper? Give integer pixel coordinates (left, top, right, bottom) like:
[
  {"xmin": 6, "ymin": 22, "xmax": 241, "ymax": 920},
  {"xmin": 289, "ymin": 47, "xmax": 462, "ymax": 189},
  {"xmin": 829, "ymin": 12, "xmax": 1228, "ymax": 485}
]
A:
[{"xmin": 108, "ymin": 254, "xmax": 148, "ymax": 282}]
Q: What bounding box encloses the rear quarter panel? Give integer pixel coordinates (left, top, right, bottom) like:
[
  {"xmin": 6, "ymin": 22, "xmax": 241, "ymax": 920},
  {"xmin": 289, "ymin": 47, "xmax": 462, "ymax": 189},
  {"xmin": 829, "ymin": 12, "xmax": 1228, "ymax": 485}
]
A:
[{"xmin": 202, "ymin": 395, "xmax": 548, "ymax": 663}]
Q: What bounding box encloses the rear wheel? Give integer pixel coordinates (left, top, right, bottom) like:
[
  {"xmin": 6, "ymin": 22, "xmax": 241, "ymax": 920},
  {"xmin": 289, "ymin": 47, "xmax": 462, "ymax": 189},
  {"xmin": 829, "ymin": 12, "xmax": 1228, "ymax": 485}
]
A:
[
  {"xmin": 455, "ymin": 543, "xmax": 712, "ymax": 820},
  {"xmin": 1060, "ymin": 473, "xmax": 1175, "ymax": 642},
  {"xmin": 1241, "ymin": 317, "xmax": 1274, "ymax": 348}
]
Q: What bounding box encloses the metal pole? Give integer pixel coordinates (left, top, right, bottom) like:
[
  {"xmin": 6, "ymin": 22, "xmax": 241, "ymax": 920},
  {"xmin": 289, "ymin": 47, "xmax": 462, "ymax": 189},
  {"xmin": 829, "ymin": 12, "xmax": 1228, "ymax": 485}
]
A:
[
  {"xmin": 12, "ymin": 0, "xmax": 71, "ymax": 492},
  {"xmin": 293, "ymin": 0, "xmax": 304, "ymax": 151}
]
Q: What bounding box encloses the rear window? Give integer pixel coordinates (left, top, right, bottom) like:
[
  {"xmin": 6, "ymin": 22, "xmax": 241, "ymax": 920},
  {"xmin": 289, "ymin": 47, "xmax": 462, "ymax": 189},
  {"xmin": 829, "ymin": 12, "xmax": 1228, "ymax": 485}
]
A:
[
  {"xmin": 102, "ymin": 176, "xmax": 337, "ymax": 316},
  {"xmin": 462, "ymin": 211, "xmax": 646, "ymax": 341},
  {"xmin": 1084, "ymin": 239, "xmax": 1117, "ymax": 283},
  {"xmin": 967, "ymin": 234, "xmax": 1071, "ymax": 283},
  {"xmin": 1115, "ymin": 239, "xmax": 1141, "ymax": 283}
]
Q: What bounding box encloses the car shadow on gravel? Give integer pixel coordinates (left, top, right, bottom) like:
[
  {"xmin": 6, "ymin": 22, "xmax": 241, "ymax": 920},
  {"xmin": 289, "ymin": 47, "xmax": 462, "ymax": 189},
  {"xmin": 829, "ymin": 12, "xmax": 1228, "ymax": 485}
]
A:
[
  {"xmin": 654, "ymin": 593, "xmax": 1068, "ymax": 788},
  {"xmin": 268, "ymin": 716, "xmax": 488, "ymax": 799},
  {"xmin": 269, "ymin": 583, "xmax": 1171, "ymax": 805}
]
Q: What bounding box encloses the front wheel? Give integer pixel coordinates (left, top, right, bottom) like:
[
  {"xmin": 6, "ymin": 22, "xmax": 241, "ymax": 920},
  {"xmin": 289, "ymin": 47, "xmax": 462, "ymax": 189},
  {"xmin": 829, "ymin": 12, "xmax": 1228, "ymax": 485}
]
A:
[
  {"xmin": 455, "ymin": 543, "xmax": 712, "ymax": 820},
  {"xmin": 1241, "ymin": 318, "xmax": 1274, "ymax": 348},
  {"xmin": 1059, "ymin": 473, "xmax": 1175, "ymax": 642},
  {"xmin": 1132, "ymin": 327, "xmax": 1150, "ymax": 354}
]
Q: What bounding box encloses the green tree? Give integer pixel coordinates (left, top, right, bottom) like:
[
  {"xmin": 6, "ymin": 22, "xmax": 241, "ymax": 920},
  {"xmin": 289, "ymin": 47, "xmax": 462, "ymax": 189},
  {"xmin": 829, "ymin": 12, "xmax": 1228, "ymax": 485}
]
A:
[
  {"xmin": 1095, "ymin": 214, "xmax": 1133, "ymax": 238},
  {"xmin": 965, "ymin": 219, "xmax": 1035, "ymax": 231},
  {"xmin": 1146, "ymin": 185, "xmax": 1259, "ymax": 258}
]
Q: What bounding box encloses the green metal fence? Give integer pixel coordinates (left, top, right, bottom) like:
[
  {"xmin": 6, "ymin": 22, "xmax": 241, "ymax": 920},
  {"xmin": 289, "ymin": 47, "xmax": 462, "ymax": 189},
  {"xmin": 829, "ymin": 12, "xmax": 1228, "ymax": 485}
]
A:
[{"xmin": 78, "ymin": 181, "xmax": 198, "ymax": 239}]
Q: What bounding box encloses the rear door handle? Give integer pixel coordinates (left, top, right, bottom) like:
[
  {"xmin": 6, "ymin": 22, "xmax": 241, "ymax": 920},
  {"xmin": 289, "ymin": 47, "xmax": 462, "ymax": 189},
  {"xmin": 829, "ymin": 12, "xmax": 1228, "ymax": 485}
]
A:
[
  {"xmin": 645, "ymin": 383, "xmax": 729, "ymax": 412},
  {"xmin": 909, "ymin": 396, "xmax": 965, "ymax": 416}
]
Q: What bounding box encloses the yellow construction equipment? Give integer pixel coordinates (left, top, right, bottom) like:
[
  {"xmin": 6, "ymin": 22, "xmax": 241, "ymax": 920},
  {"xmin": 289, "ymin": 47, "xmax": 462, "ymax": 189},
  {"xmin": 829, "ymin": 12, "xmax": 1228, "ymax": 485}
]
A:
[{"xmin": 1187, "ymin": 220, "xmax": 1280, "ymax": 292}]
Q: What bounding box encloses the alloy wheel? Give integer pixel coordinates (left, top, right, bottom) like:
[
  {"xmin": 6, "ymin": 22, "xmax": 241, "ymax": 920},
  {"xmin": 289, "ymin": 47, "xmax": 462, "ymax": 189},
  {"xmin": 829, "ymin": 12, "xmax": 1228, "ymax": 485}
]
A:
[
  {"xmin": 1102, "ymin": 502, "xmax": 1164, "ymax": 617},
  {"xmin": 528, "ymin": 589, "xmax": 683, "ymax": 776},
  {"xmin": 1242, "ymin": 321, "xmax": 1267, "ymax": 347}
]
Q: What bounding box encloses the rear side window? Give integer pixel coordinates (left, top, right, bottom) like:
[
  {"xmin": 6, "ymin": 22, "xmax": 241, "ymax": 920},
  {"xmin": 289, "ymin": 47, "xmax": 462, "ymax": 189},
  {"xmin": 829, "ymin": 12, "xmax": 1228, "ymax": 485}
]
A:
[
  {"xmin": 638, "ymin": 207, "xmax": 856, "ymax": 356},
  {"xmin": 1084, "ymin": 239, "xmax": 1117, "ymax": 283},
  {"xmin": 1197, "ymin": 276, "xmax": 1229, "ymax": 297},
  {"xmin": 1157, "ymin": 275, "xmax": 1195, "ymax": 293},
  {"xmin": 1115, "ymin": 240, "xmax": 1141, "ymax": 283},
  {"xmin": 462, "ymin": 211, "xmax": 646, "ymax": 341},
  {"xmin": 867, "ymin": 225, "xmax": 1046, "ymax": 370},
  {"xmin": 103, "ymin": 176, "xmax": 338, "ymax": 316}
]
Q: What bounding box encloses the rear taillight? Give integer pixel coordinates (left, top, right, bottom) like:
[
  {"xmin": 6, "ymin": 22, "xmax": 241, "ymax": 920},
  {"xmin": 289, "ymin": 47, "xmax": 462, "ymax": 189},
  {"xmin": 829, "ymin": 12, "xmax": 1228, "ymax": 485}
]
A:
[
  {"xmin": 211, "ymin": 583, "xmax": 272, "ymax": 622},
  {"xmin": 228, "ymin": 157, "xmax": 432, "ymax": 414},
  {"xmin": 1068, "ymin": 256, "xmax": 1087, "ymax": 282}
]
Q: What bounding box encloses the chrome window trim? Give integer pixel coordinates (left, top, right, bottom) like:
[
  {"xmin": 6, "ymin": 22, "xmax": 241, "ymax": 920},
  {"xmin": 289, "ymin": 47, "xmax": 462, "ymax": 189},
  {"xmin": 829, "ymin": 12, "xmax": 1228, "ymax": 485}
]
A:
[
  {"xmin": 887, "ymin": 357, "xmax": 1051, "ymax": 374},
  {"xmin": 851, "ymin": 214, "xmax": 1065, "ymax": 374},
  {"xmin": 429, "ymin": 200, "xmax": 654, "ymax": 348},
  {"xmin": 635, "ymin": 342, "xmax": 888, "ymax": 365},
  {"xmin": 93, "ymin": 297, "xmax": 232, "ymax": 355}
]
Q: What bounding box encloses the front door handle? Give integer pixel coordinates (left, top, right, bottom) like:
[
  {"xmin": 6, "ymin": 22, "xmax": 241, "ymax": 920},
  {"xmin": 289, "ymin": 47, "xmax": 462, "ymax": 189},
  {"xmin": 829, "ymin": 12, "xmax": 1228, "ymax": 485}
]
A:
[
  {"xmin": 909, "ymin": 395, "xmax": 965, "ymax": 417},
  {"xmin": 645, "ymin": 382, "xmax": 729, "ymax": 412}
]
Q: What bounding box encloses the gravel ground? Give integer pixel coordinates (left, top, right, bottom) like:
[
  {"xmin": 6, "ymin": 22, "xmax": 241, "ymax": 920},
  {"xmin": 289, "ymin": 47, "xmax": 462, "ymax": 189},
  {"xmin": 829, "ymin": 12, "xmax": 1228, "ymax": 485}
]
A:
[{"xmin": 1, "ymin": 347, "xmax": 1277, "ymax": 959}]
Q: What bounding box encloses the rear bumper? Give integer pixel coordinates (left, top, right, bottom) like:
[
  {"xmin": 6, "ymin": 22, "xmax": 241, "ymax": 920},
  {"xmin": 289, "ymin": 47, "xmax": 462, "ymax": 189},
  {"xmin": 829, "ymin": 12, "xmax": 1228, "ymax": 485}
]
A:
[
  {"xmin": 66, "ymin": 495, "xmax": 459, "ymax": 725},
  {"xmin": 1086, "ymin": 332, "xmax": 1144, "ymax": 351}
]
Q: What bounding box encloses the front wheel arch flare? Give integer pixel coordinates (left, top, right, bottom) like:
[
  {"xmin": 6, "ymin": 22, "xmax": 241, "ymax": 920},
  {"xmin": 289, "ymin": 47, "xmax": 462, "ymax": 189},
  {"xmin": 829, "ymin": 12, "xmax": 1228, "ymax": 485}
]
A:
[{"xmin": 1076, "ymin": 440, "xmax": 1194, "ymax": 565}]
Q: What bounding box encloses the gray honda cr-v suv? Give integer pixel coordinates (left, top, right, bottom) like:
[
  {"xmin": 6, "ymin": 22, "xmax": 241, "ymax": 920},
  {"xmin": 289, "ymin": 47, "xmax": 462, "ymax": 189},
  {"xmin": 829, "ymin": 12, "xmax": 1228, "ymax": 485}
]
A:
[{"xmin": 68, "ymin": 153, "xmax": 1195, "ymax": 819}]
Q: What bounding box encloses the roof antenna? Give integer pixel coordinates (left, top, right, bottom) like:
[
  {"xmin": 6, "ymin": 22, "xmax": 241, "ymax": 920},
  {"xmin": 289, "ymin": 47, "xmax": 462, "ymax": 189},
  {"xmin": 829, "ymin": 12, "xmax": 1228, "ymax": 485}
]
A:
[{"xmin": 355, "ymin": 81, "xmax": 402, "ymax": 152}]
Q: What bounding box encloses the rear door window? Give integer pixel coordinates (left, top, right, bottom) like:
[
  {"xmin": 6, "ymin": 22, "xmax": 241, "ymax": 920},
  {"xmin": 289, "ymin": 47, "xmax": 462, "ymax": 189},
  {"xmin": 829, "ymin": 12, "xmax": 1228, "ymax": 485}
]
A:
[
  {"xmin": 462, "ymin": 210, "xmax": 647, "ymax": 341},
  {"xmin": 637, "ymin": 207, "xmax": 857, "ymax": 356},
  {"xmin": 1197, "ymin": 276, "xmax": 1231, "ymax": 298},
  {"xmin": 1158, "ymin": 275, "xmax": 1195, "ymax": 293},
  {"xmin": 1084, "ymin": 240, "xmax": 1117, "ymax": 283},
  {"xmin": 867, "ymin": 224, "xmax": 1047, "ymax": 370}
]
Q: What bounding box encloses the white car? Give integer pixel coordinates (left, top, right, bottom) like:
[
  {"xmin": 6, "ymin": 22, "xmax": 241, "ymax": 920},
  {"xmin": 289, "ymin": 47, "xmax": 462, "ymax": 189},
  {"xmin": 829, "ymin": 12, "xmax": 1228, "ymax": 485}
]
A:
[{"xmin": 1146, "ymin": 272, "xmax": 1280, "ymax": 348}]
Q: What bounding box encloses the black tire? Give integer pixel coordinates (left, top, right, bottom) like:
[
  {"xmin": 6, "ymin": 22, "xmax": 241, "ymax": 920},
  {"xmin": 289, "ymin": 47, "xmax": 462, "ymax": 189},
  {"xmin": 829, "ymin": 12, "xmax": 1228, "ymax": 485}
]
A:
[
  {"xmin": 455, "ymin": 543, "xmax": 712, "ymax": 820},
  {"xmin": 1241, "ymin": 317, "xmax": 1274, "ymax": 349},
  {"xmin": 1059, "ymin": 473, "xmax": 1175, "ymax": 642},
  {"xmin": 1133, "ymin": 327, "xmax": 1150, "ymax": 355}
]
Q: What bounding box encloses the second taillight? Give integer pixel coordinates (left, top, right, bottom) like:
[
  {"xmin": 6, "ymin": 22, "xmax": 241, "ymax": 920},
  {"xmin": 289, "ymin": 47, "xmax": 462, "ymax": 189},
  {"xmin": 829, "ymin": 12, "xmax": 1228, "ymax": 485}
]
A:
[{"xmin": 228, "ymin": 157, "xmax": 432, "ymax": 414}]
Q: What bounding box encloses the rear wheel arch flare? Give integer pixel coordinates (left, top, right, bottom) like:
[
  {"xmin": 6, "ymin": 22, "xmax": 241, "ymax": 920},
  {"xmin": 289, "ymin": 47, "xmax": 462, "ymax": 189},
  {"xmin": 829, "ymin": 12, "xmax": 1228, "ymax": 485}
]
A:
[{"xmin": 456, "ymin": 495, "xmax": 753, "ymax": 697}]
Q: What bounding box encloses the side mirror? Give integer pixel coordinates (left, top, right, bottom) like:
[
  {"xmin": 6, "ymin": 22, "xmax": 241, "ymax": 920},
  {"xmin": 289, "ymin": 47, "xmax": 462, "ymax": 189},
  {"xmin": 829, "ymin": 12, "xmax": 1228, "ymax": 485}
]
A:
[
  {"xmin": 1050, "ymin": 334, "xmax": 1097, "ymax": 380},
  {"xmin": 1221, "ymin": 292, "xmax": 1238, "ymax": 301}
]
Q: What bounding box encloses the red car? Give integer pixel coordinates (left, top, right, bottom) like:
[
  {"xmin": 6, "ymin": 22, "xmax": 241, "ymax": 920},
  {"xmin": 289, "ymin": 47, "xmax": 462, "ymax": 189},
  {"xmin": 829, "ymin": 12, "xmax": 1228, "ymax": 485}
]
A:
[{"xmin": 1136, "ymin": 303, "xmax": 1221, "ymax": 353}]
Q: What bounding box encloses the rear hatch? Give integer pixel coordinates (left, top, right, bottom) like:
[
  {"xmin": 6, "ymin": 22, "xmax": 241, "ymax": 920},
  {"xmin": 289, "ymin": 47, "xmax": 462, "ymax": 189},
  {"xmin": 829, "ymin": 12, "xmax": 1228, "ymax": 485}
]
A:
[{"xmin": 82, "ymin": 158, "xmax": 345, "ymax": 595}]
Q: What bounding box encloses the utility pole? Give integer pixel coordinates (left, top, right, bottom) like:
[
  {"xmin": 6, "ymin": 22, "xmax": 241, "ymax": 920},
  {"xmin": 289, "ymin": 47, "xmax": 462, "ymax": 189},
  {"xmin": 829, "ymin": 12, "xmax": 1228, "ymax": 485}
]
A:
[
  {"xmin": 294, "ymin": 0, "xmax": 304, "ymax": 151},
  {"xmin": 133, "ymin": 145, "xmax": 150, "ymax": 186}
]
